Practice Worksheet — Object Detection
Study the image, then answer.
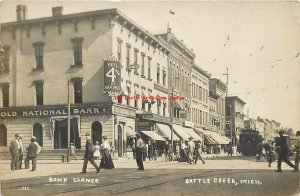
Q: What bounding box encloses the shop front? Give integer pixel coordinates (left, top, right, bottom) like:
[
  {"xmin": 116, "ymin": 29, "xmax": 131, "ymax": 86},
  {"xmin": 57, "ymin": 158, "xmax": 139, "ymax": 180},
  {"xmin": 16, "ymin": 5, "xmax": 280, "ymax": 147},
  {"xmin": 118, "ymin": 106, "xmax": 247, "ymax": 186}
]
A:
[{"xmin": 0, "ymin": 104, "xmax": 113, "ymax": 151}]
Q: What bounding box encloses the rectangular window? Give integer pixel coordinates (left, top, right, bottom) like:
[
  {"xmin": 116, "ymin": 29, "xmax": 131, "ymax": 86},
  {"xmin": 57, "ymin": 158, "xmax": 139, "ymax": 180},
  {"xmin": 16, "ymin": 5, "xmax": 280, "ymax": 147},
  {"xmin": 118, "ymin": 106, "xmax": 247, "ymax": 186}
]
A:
[
  {"xmin": 134, "ymin": 48, "xmax": 138, "ymax": 75},
  {"xmin": 157, "ymin": 99, "xmax": 161, "ymax": 115},
  {"xmin": 32, "ymin": 42, "xmax": 44, "ymax": 70},
  {"xmin": 141, "ymin": 53, "xmax": 145, "ymax": 77},
  {"xmin": 71, "ymin": 38, "xmax": 84, "ymax": 67},
  {"xmin": 226, "ymin": 105, "xmax": 231, "ymax": 116},
  {"xmin": 1, "ymin": 84, "xmax": 9, "ymax": 107},
  {"xmin": 0, "ymin": 46, "xmax": 10, "ymax": 73},
  {"xmin": 117, "ymin": 38, "xmax": 122, "ymax": 61},
  {"xmin": 134, "ymin": 96, "xmax": 138, "ymax": 108},
  {"xmin": 147, "ymin": 57, "xmax": 152, "ymax": 80},
  {"xmin": 73, "ymin": 79, "xmax": 82, "ymax": 104},
  {"xmin": 162, "ymin": 69, "xmax": 166, "ymax": 86},
  {"xmin": 142, "ymin": 101, "xmax": 146, "ymax": 110},
  {"xmin": 157, "ymin": 64, "xmax": 160, "ymax": 83},
  {"xmin": 163, "ymin": 102, "xmax": 166, "ymax": 116},
  {"xmin": 148, "ymin": 102, "xmax": 152, "ymax": 112},
  {"xmin": 126, "ymin": 43, "xmax": 131, "ymax": 70},
  {"xmin": 127, "ymin": 87, "xmax": 131, "ymax": 106},
  {"xmin": 35, "ymin": 81, "xmax": 44, "ymax": 106}
]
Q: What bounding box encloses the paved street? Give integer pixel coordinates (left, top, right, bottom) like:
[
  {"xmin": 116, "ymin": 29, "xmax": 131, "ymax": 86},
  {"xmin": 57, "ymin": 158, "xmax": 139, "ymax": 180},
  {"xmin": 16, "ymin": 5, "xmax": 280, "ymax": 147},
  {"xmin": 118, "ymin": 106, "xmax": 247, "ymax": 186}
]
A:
[{"xmin": 0, "ymin": 155, "xmax": 299, "ymax": 196}]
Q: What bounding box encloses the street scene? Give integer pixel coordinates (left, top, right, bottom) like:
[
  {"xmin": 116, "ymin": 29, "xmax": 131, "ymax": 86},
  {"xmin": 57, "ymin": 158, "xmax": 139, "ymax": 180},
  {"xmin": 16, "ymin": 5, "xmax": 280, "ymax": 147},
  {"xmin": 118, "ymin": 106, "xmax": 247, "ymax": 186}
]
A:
[
  {"xmin": 0, "ymin": 1, "xmax": 299, "ymax": 196},
  {"xmin": 0, "ymin": 155, "xmax": 299, "ymax": 196}
]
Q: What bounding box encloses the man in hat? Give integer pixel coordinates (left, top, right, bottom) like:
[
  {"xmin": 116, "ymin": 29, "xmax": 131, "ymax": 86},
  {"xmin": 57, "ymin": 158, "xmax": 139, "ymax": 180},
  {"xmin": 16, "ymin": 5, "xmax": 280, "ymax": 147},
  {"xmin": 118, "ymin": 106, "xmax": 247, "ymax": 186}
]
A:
[
  {"xmin": 194, "ymin": 139, "xmax": 205, "ymax": 164},
  {"xmin": 136, "ymin": 133, "xmax": 145, "ymax": 170},
  {"xmin": 276, "ymin": 130, "xmax": 296, "ymax": 172},
  {"xmin": 82, "ymin": 133, "xmax": 100, "ymax": 173},
  {"xmin": 25, "ymin": 136, "xmax": 41, "ymax": 171},
  {"xmin": 9, "ymin": 133, "xmax": 21, "ymax": 170},
  {"xmin": 187, "ymin": 137, "xmax": 195, "ymax": 164}
]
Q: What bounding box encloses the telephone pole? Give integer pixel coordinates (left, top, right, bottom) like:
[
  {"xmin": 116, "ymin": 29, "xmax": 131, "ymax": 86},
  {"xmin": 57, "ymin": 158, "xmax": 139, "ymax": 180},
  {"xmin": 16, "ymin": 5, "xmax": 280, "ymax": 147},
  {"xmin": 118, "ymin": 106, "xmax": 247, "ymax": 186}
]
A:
[{"xmin": 223, "ymin": 67, "xmax": 232, "ymax": 145}]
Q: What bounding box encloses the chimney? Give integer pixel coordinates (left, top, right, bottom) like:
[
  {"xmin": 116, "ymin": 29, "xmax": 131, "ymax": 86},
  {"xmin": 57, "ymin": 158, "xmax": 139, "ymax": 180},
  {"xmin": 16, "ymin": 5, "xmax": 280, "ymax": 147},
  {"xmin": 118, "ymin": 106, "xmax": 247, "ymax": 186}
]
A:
[
  {"xmin": 16, "ymin": 5, "xmax": 23, "ymax": 21},
  {"xmin": 22, "ymin": 5, "xmax": 28, "ymax": 20},
  {"xmin": 52, "ymin": 6, "xmax": 63, "ymax": 17},
  {"xmin": 16, "ymin": 5, "xmax": 27, "ymax": 21}
]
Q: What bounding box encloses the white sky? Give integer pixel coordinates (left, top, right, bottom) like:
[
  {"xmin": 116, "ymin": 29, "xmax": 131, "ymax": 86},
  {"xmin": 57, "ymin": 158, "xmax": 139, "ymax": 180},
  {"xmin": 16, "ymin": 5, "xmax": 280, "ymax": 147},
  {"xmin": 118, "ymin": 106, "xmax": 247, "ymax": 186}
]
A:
[{"xmin": 0, "ymin": 0, "xmax": 299, "ymax": 131}]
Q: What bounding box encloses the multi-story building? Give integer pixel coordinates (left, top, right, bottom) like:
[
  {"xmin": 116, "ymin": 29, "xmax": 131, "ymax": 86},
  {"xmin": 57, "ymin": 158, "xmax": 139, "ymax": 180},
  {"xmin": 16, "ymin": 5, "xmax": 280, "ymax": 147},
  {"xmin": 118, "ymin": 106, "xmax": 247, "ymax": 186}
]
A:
[
  {"xmin": 190, "ymin": 64, "xmax": 210, "ymax": 137},
  {"xmin": 225, "ymin": 96, "xmax": 246, "ymax": 145},
  {"xmin": 271, "ymin": 120, "xmax": 280, "ymax": 139},
  {"xmin": 0, "ymin": 5, "xmax": 172, "ymax": 157},
  {"xmin": 256, "ymin": 117, "xmax": 265, "ymax": 139},
  {"xmin": 244, "ymin": 118, "xmax": 256, "ymax": 130},
  {"xmin": 264, "ymin": 119, "xmax": 272, "ymax": 141},
  {"xmin": 209, "ymin": 78, "xmax": 226, "ymax": 135}
]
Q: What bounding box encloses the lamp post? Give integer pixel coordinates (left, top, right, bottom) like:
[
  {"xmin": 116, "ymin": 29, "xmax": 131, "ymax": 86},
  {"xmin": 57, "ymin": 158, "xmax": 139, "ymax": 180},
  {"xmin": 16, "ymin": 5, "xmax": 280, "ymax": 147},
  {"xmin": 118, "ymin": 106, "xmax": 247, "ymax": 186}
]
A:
[{"xmin": 67, "ymin": 79, "xmax": 71, "ymax": 162}]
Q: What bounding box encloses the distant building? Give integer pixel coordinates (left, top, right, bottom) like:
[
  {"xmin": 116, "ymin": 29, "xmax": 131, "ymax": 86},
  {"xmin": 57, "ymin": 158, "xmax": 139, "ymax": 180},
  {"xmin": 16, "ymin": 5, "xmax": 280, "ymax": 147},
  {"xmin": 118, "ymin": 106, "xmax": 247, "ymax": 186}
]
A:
[
  {"xmin": 191, "ymin": 65, "xmax": 210, "ymax": 131},
  {"xmin": 244, "ymin": 118, "xmax": 256, "ymax": 130},
  {"xmin": 256, "ymin": 117, "xmax": 265, "ymax": 139},
  {"xmin": 225, "ymin": 96, "xmax": 246, "ymax": 145},
  {"xmin": 209, "ymin": 78, "xmax": 226, "ymax": 135},
  {"xmin": 264, "ymin": 119, "xmax": 272, "ymax": 141}
]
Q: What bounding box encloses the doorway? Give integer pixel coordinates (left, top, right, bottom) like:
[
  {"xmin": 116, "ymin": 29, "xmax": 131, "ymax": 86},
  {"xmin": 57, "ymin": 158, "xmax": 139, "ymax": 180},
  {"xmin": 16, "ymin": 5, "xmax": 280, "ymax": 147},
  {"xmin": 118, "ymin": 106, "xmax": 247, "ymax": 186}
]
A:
[{"xmin": 54, "ymin": 118, "xmax": 80, "ymax": 149}]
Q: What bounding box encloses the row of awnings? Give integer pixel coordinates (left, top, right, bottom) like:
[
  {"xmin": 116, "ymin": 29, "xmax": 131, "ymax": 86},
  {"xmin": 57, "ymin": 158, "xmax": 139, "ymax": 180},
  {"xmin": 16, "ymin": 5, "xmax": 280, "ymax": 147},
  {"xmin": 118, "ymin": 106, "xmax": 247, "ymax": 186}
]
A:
[{"xmin": 126, "ymin": 122, "xmax": 229, "ymax": 145}]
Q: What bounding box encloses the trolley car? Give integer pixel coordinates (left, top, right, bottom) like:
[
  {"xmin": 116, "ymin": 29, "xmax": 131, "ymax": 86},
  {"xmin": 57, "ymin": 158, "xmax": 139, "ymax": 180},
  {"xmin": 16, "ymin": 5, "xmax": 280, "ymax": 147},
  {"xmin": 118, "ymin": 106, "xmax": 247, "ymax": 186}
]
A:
[{"xmin": 239, "ymin": 129, "xmax": 263, "ymax": 156}]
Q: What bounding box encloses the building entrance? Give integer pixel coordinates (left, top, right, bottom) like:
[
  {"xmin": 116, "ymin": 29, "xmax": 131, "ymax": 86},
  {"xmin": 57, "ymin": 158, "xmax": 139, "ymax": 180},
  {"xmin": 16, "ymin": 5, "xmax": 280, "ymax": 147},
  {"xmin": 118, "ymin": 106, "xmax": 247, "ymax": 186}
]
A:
[{"xmin": 54, "ymin": 118, "xmax": 80, "ymax": 149}]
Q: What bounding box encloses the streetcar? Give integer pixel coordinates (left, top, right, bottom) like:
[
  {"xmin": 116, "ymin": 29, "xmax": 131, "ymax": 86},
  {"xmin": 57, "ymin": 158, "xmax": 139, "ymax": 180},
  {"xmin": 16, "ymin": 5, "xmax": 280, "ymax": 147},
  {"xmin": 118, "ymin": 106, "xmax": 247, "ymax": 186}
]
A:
[{"xmin": 239, "ymin": 129, "xmax": 263, "ymax": 156}]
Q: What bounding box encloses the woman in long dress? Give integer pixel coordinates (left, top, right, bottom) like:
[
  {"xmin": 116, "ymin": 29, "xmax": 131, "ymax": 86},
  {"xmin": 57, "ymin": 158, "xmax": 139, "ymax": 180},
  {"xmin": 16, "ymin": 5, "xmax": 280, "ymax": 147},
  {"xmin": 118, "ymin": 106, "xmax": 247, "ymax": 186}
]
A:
[
  {"xmin": 100, "ymin": 136, "xmax": 115, "ymax": 169},
  {"xmin": 93, "ymin": 141, "xmax": 101, "ymax": 160}
]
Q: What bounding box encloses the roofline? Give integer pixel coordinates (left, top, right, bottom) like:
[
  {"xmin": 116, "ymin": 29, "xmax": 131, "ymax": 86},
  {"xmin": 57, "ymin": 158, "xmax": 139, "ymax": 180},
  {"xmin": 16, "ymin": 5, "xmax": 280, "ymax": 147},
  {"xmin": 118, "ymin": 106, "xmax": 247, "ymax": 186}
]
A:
[
  {"xmin": 192, "ymin": 65, "xmax": 211, "ymax": 78},
  {"xmin": 1, "ymin": 7, "xmax": 171, "ymax": 53},
  {"xmin": 226, "ymin": 96, "xmax": 246, "ymax": 104}
]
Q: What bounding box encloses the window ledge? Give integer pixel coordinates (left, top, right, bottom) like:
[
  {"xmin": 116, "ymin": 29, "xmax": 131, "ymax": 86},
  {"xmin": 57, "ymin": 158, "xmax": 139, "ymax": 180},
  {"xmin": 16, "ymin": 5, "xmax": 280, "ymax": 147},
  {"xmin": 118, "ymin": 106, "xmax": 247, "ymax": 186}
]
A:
[
  {"xmin": 32, "ymin": 67, "xmax": 44, "ymax": 72},
  {"xmin": 71, "ymin": 64, "xmax": 83, "ymax": 69},
  {"xmin": 134, "ymin": 72, "xmax": 139, "ymax": 76}
]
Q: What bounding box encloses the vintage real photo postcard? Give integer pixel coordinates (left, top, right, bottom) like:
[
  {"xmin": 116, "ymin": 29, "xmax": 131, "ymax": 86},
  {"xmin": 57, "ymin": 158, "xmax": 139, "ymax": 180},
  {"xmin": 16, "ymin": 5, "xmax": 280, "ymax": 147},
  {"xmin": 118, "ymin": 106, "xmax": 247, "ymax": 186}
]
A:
[{"xmin": 0, "ymin": 0, "xmax": 299, "ymax": 195}]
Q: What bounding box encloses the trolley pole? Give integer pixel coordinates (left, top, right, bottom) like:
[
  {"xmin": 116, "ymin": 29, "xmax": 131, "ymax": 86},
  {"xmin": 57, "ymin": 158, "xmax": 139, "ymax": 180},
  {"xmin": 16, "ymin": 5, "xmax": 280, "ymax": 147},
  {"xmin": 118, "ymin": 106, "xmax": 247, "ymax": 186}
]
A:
[
  {"xmin": 171, "ymin": 86, "xmax": 174, "ymax": 155},
  {"xmin": 224, "ymin": 67, "xmax": 232, "ymax": 145}
]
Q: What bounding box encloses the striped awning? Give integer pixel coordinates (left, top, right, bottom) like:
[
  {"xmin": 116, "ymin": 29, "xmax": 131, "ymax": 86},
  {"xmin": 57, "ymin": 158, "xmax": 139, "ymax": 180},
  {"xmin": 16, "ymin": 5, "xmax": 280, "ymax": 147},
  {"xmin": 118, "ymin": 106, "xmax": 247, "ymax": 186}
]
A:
[
  {"xmin": 141, "ymin": 131, "xmax": 166, "ymax": 141},
  {"xmin": 204, "ymin": 130, "xmax": 230, "ymax": 145},
  {"xmin": 156, "ymin": 123, "xmax": 180, "ymax": 141}
]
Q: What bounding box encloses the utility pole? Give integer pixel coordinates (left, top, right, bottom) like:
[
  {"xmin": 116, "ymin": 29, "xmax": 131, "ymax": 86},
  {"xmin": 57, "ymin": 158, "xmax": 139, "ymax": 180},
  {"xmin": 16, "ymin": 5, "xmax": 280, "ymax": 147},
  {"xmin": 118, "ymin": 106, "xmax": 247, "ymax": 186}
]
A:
[
  {"xmin": 223, "ymin": 67, "xmax": 232, "ymax": 145},
  {"xmin": 67, "ymin": 79, "xmax": 71, "ymax": 162}
]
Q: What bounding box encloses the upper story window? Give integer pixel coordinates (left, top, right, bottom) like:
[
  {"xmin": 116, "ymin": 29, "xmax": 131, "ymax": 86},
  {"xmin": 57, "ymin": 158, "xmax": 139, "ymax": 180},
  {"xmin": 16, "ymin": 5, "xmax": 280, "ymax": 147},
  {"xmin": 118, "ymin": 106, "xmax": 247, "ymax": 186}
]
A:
[
  {"xmin": 72, "ymin": 78, "xmax": 83, "ymax": 104},
  {"xmin": 134, "ymin": 48, "xmax": 139, "ymax": 75},
  {"xmin": 117, "ymin": 38, "xmax": 123, "ymax": 61},
  {"xmin": 71, "ymin": 37, "xmax": 84, "ymax": 67},
  {"xmin": 162, "ymin": 69, "xmax": 166, "ymax": 86},
  {"xmin": 141, "ymin": 52, "xmax": 145, "ymax": 77},
  {"xmin": 34, "ymin": 80, "xmax": 44, "ymax": 106},
  {"xmin": 33, "ymin": 42, "xmax": 44, "ymax": 71},
  {"xmin": 0, "ymin": 46, "xmax": 10, "ymax": 73},
  {"xmin": 1, "ymin": 83, "xmax": 9, "ymax": 107},
  {"xmin": 157, "ymin": 64, "xmax": 160, "ymax": 84},
  {"xmin": 147, "ymin": 56, "xmax": 152, "ymax": 80},
  {"xmin": 126, "ymin": 43, "xmax": 131, "ymax": 71},
  {"xmin": 226, "ymin": 105, "xmax": 231, "ymax": 116}
]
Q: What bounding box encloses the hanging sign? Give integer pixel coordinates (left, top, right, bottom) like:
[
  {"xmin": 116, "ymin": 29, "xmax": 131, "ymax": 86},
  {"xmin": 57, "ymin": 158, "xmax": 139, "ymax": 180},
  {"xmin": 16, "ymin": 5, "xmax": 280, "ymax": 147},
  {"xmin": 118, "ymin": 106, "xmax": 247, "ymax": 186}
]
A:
[{"xmin": 104, "ymin": 55, "xmax": 121, "ymax": 96}]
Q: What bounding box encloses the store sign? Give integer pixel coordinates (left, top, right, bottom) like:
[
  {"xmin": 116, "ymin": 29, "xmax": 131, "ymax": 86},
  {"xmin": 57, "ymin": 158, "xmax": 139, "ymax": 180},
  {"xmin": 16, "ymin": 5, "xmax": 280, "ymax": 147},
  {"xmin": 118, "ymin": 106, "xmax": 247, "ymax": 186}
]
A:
[
  {"xmin": 0, "ymin": 105, "xmax": 112, "ymax": 118},
  {"xmin": 104, "ymin": 55, "xmax": 121, "ymax": 96}
]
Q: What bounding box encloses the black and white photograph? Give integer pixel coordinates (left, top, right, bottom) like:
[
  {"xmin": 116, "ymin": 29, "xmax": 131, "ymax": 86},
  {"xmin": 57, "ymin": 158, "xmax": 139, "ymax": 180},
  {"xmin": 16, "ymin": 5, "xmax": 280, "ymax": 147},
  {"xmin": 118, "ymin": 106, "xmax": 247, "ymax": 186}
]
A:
[{"xmin": 0, "ymin": 0, "xmax": 299, "ymax": 195}]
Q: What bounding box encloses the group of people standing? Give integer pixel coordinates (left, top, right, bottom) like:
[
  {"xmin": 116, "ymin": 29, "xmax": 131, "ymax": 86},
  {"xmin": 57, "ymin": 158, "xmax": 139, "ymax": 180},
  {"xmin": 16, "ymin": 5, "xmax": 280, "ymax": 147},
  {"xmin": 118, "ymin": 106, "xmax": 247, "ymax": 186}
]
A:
[
  {"xmin": 81, "ymin": 134, "xmax": 115, "ymax": 173},
  {"xmin": 10, "ymin": 133, "xmax": 41, "ymax": 171},
  {"xmin": 175, "ymin": 137, "xmax": 205, "ymax": 165}
]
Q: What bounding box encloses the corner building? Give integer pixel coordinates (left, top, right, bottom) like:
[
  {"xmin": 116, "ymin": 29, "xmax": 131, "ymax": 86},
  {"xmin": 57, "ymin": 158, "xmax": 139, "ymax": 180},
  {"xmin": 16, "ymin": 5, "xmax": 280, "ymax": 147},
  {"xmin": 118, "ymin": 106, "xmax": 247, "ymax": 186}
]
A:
[{"xmin": 0, "ymin": 6, "xmax": 170, "ymax": 157}]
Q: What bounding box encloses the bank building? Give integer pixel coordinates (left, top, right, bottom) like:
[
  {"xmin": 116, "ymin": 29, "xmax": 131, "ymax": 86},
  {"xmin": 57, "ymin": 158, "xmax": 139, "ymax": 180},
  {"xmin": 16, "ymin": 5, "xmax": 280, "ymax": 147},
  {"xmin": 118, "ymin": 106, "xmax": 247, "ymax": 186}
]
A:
[{"xmin": 0, "ymin": 5, "xmax": 175, "ymax": 157}]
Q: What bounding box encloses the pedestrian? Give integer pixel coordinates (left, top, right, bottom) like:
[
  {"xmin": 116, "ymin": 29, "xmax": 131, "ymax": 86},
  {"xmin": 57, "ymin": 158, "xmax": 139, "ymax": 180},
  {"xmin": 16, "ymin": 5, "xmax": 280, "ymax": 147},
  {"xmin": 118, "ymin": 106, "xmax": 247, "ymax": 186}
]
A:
[
  {"xmin": 194, "ymin": 140, "xmax": 205, "ymax": 164},
  {"xmin": 99, "ymin": 136, "xmax": 114, "ymax": 169},
  {"xmin": 227, "ymin": 142, "xmax": 233, "ymax": 156},
  {"xmin": 70, "ymin": 143, "xmax": 78, "ymax": 161},
  {"xmin": 18, "ymin": 135, "xmax": 24, "ymax": 169},
  {"xmin": 9, "ymin": 133, "xmax": 21, "ymax": 171},
  {"xmin": 93, "ymin": 141, "xmax": 101, "ymax": 160},
  {"xmin": 266, "ymin": 141, "xmax": 275, "ymax": 167},
  {"xmin": 25, "ymin": 136, "xmax": 41, "ymax": 171},
  {"xmin": 81, "ymin": 134, "xmax": 100, "ymax": 173},
  {"xmin": 275, "ymin": 131, "xmax": 296, "ymax": 172},
  {"xmin": 136, "ymin": 133, "xmax": 145, "ymax": 170},
  {"xmin": 187, "ymin": 137, "xmax": 195, "ymax": 164},
  {"xmin": 175, "ymin": 143, "xmax": 180, "ymax": 161}
]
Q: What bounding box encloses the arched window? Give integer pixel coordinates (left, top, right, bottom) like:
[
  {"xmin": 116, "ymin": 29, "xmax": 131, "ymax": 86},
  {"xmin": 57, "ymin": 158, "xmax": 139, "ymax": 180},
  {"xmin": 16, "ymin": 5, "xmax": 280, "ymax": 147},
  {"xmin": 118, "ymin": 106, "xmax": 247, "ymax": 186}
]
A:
[
  {"xmin": 0, "ymin": 124, "xmax": 7, "ymax": 146},
  {"xmin": 91, "ymin": 121, "xmax": 102, "ymax": 145},
  {"xmin": 33, "ymin": 123, "xmax": 43, "ymax": 146}
]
